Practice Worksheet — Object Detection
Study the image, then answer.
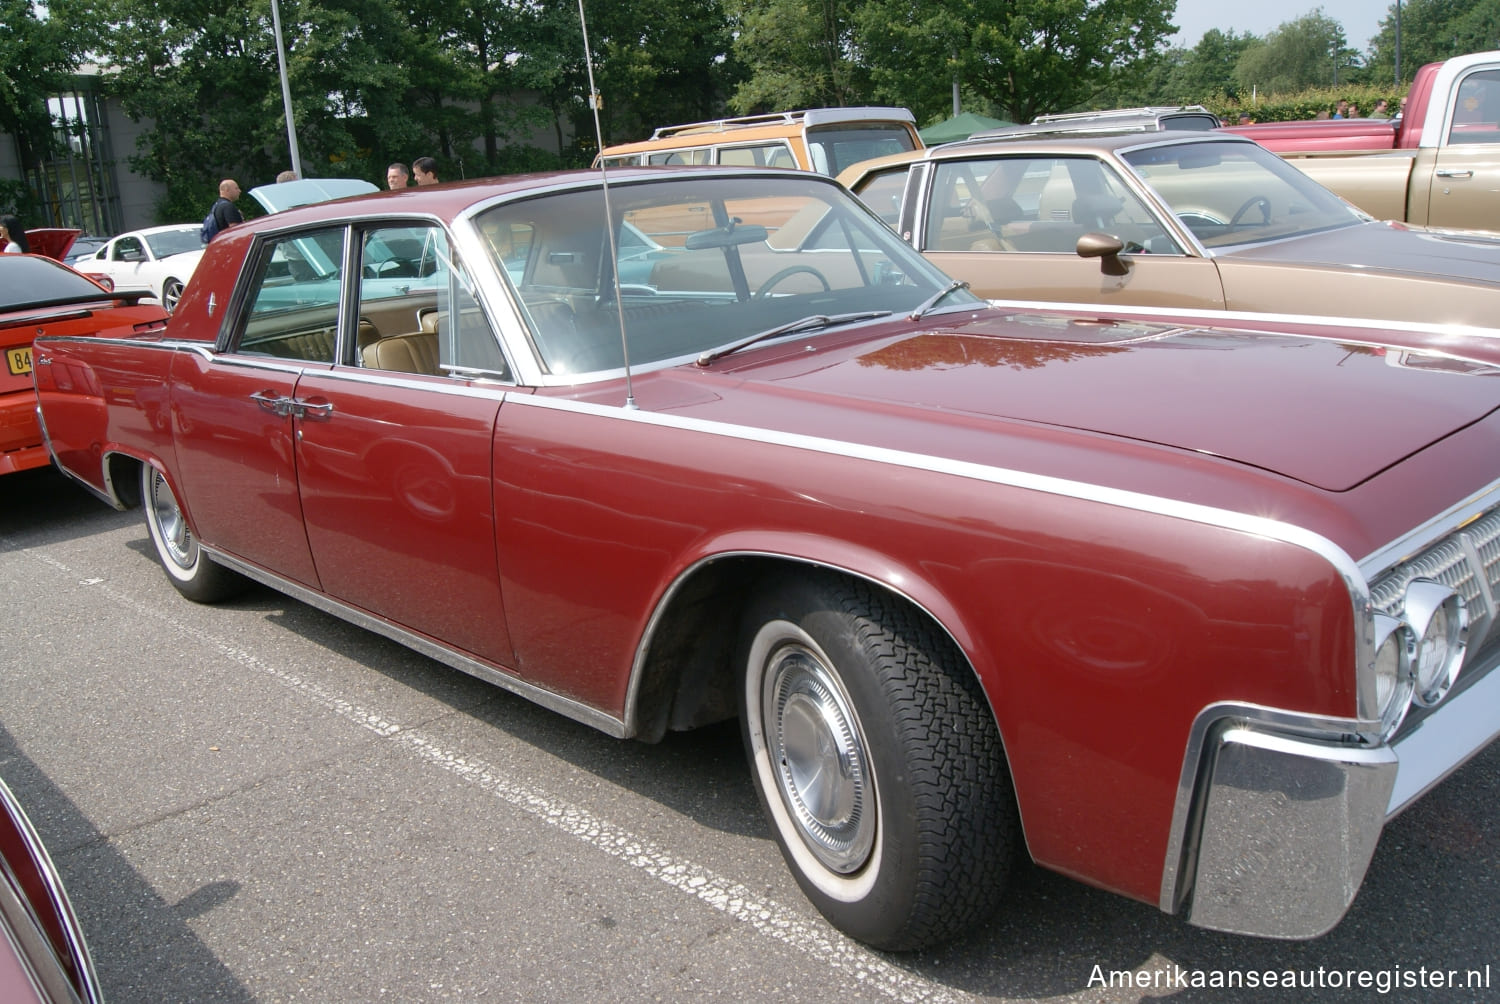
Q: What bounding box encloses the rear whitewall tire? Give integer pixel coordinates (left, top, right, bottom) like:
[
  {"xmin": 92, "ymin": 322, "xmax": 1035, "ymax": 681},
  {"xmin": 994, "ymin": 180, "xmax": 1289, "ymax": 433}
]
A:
[{"xmin": 140, "ymin": 463, "xmax": 244, "ymax": 603}]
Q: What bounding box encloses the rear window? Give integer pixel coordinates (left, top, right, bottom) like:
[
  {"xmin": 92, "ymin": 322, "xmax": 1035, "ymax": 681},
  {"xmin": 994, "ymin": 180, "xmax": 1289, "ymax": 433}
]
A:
[
  {"xmin": 0, "ymin": 255, "xmax": 113, "ymax": 312},
  {"xmin": 807, "ymin": 125, "xmax": 919, "ymax": 176}
]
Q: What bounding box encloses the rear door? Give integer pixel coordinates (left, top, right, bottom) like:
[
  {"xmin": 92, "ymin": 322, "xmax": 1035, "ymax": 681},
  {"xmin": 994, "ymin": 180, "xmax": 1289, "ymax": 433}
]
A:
[{"xmin": 168, "ymin": 227, "xmax": 347, "ymax": 587}]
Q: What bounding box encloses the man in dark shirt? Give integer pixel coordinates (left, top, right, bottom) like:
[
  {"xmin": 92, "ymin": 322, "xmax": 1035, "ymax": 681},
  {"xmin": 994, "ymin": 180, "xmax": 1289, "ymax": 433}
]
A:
[{"xmin": 204, "ymin": 179, "xmax": 244, "ymax": 242}]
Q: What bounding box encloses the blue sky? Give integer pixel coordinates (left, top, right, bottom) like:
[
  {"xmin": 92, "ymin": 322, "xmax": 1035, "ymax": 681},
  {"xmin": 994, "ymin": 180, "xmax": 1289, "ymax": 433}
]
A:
[{"xmin": 1172, "ymin": 1, "xmax": 1390, "ymax": 51}]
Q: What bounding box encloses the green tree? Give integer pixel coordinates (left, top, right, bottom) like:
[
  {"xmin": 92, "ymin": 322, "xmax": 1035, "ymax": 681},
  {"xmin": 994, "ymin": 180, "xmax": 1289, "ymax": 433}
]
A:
[
  {"xmin": 725, "ymin": 0, "xmax": 870, "ymax": 112},
  {"xmin": 1235, "ymin": 10, "xmax": 1356, "ymax": 96},
  {"xmin": 1369, "ymin": 0, "xmax": 1500, "ymax": 84},
  {"xmin": 856, "ymin": 0, "xmax": 1179, "ymax": 124},
  {"xmin": 1, "ymin": 0, "xmax": 90, "ymax": 213},
  {"xmin": 1164, "ymin": 28, "xmax": 1258, "ymax": 101}
]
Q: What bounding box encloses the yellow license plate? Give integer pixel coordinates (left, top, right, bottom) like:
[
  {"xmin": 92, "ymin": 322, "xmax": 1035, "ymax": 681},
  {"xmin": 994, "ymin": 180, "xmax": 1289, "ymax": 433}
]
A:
[{"xmin": 5, "ymin": 346, "xmax": 32, "ymax": 377}]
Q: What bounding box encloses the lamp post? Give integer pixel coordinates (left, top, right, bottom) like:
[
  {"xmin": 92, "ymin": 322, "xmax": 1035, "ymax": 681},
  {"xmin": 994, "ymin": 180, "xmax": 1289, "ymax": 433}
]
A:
[
  {"xmin": 271, "ymin": 0, "xmax": 303, "ymax": 178},
  {"xmin": 1395, "ymin": 0, "xmax": 1403, "ymax": 87}
]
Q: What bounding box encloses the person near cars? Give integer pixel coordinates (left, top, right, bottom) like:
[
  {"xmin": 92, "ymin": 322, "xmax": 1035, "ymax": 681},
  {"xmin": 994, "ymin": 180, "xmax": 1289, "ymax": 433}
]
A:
[
  {"xmin": 412, "ymin": 156, "xmax": 440, "ymax": 185},
  {"xmin": 385, "ymin": 162, "xmax": 410, "ymax": 189},
  {"xmin": 275, "ymin": 169, "xmax": 298, "ymax": 183},
  {"xmin": 202, "ymin": 179, "xmax": 244, "ymax": 243},
  {"xmin": 0, "ymin": 215, "xmax": 29, "ymax": 254}
]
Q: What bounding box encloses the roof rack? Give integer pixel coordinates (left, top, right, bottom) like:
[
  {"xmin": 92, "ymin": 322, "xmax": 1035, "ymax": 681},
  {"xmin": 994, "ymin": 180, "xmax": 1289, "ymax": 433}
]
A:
[
  {"xmin": 962, "ymin": 106, "xmax": 1220, "ymax": 143},
  {"xmin": 650, "ymin": 107, "xmax": 915, "ymax": 140}
]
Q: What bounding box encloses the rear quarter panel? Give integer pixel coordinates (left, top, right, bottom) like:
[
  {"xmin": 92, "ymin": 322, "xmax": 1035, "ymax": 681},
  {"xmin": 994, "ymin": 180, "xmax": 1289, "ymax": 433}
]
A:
[{"xmin": 33, "ymin": 337, "xmax": 179, "ymax": 497}]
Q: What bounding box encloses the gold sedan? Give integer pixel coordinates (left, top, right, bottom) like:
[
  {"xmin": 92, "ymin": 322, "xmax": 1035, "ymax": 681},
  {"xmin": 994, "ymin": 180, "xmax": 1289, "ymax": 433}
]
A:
[{"xmin": 839, "ymin": 131, "xmax": 1500, "ymax": 330}]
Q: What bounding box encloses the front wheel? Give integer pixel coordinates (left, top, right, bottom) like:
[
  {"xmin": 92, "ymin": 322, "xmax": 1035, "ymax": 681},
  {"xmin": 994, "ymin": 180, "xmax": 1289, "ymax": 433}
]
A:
[
  {"xmin": 738, "ymin": 572, "xmax": 1016, "ymax": 950},
  {"xmin": 141, "ymin": 463, "xmax": 244, "ymax": 603},
  {"xmin": 161, "ymin": 278, "xmax": 185, "ymax": 313}
]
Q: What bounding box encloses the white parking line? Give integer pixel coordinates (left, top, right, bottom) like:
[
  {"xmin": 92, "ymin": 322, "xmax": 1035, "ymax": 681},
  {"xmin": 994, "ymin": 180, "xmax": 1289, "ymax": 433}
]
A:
[{"xmin": 30, "ymin": 547, "xmax": 968, "ymax": 1004}]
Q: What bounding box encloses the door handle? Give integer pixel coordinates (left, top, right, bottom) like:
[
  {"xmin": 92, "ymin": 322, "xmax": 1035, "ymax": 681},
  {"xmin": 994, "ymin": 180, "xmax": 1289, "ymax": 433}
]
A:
[
  {"xmin": 293, "ymin": 399, "xmax": 334, "ymax": 419},
  {"xmin": 249, "ymin": 389, "xmax": 295, "ymax": 416},
  {"xmin": 1435, "ymin": 169, "xmax": 1474, "ymax": 179}
]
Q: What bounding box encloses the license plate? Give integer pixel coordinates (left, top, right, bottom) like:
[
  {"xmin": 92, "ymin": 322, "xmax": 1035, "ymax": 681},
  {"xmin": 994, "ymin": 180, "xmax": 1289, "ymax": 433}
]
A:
[{"xmin": 5, "ymin": 346, "xmax": 31, "ymax": 377}]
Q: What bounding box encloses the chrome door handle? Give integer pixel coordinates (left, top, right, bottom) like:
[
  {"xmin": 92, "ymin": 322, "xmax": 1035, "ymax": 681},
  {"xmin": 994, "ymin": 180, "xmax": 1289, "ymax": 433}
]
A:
[
  {"xmin": 249, "ymin": 389, "xmax": 295, "ymax": 416},
  {"xmin": 1435, "ymin": 169, "xmax": 1474, "ymax": 178},
  {"xmin": 294, "ymin": 399, "xmax": 334, "ymax": 419}
]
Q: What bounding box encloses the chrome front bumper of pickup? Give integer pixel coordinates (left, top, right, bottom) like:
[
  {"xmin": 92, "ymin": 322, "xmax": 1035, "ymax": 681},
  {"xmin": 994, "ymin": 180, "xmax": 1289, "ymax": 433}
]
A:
[{"xmin": 1162, "ymin": 657, "xmax": 1500, "ymax": 939}]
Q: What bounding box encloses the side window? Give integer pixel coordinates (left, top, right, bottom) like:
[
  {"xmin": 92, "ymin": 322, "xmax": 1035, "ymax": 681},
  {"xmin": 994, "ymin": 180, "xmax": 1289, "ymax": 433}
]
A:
[
  {"xmin": 112, "ymin": 237, "xmax": 143, "ymax": 262},
  {"xmin": 648, "ymin": 147, "xmax": 711, "ymax": 166},
  {"xmin": 718, "ymin": 143, "xmax": 796, "ymax": 168},
  {"xmin": 356, "ymin": 223, "xmax": 509, "ymax": 379},
  {"xmin": 850, "ymin": 168, "xmax": 910, "ymax": 228},
  {"xmin": 1449, "ymin": 69, "xmax": 1500, "ymax": 144},
  {"xmin": 233, "ymin": 227, "xmax": 346, "ymax": 363}
]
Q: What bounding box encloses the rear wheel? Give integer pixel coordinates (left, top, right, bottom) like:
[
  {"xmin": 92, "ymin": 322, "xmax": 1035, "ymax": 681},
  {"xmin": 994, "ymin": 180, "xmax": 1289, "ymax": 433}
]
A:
[
  {"xmin": 738, "ymin": 571, "xmax": 1016, "ymax": 950},
  {"xmin": 140, "ymin": 464, "xmax": 244, "ymax": 602}
]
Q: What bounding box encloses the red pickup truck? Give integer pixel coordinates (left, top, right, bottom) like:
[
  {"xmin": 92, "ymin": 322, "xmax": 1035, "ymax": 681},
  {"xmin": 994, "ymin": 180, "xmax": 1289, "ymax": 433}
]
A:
[{"xmin": 1227, "ymin": 50, "xmax": 1500, "ymax": 230}]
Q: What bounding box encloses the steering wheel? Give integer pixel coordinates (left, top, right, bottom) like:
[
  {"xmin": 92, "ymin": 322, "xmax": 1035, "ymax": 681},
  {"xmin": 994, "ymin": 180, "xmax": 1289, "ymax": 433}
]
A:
[
  {"xmin": 754, "ymin": 265, "xmax": 832, "ymax": 299},
  {"xmin": 1229, "ymin": 195, "xmax": 1272, "ymax": 227}
]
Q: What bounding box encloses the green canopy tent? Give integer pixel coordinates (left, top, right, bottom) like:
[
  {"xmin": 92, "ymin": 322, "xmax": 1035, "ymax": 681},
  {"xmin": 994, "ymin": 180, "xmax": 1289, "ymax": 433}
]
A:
[{"xmin": 919, "ymin": 112, "xmax": 1012, "ymax": 145}]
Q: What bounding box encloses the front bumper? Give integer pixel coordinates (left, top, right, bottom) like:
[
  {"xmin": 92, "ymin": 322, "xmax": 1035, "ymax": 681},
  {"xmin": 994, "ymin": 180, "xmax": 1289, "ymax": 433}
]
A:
[{"xmin": 1165, "ymin": 657, "xmax": 1500, "ymax": 939}]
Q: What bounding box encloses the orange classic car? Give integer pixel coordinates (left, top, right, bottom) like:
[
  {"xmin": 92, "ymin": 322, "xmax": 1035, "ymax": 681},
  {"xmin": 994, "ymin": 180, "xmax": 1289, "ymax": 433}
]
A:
[
  {"xmin": 839, "ymin": 130, "xmax": 1500, "ymax": 332},
  {"xmin": 1, "ymin": 254, "xmax": 169, "ymax": 476},
  {"xmin": 28, "ymin": 167, "xmax": 1500, "ymax": 950}
]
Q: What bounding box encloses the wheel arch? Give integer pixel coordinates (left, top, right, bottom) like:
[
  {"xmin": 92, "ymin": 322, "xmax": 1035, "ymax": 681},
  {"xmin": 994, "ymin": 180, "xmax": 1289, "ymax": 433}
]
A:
[{"xmin": 624, "ymin": 537, "xmax": 1004, "ymax": 748}]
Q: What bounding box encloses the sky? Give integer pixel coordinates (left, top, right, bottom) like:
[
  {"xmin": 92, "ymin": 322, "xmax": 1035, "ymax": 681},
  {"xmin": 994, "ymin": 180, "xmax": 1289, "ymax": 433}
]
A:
[{"xmin": 1172, "ymin": 1, "xmax": 1390, "ymax": 51}]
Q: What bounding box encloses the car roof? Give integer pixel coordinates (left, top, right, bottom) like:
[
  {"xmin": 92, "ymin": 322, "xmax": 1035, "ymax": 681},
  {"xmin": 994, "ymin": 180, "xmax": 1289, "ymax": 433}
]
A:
[
  {"xmin": 835, "ymin": 130, "xmax": 1255, "ymax": 187},
  {"xmin": 223, "ymin": 166, "xmax": 846, "ymax": 232}
]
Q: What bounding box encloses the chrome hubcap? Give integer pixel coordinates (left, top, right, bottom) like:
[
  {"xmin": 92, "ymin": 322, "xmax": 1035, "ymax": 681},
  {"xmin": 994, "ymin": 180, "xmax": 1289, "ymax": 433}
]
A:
[
  {"xmin": 764, "ymin": 643, "xmax": 873, "ymax": 873},
  {"xmin": 148, "ymin": 469, "xmax": 194, "ymax": 568}
]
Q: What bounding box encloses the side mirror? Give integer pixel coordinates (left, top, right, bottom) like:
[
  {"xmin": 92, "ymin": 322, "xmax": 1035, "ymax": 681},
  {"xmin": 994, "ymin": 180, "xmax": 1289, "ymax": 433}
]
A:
[{"xmin": 1075, "ymin": 232, "xmax": 1125, "ymax": 259}]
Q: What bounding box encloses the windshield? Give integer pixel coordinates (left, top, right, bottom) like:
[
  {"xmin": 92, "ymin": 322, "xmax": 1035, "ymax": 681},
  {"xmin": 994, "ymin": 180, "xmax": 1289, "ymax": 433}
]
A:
[
  {"xmin": 1122, "ymin": 140, "xmax": 1364, "ymax": 249},
  {"xmin": 145, "ymin": 228, "xmax": 205, "ymax": 258},
  {"xmin": 474, "ymin": 174, "xmax": 973, "ymax": 377}
]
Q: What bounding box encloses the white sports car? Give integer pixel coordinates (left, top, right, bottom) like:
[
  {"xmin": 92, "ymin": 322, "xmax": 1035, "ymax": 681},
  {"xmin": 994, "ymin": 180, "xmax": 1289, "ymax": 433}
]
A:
[{"xmin": 74, "ymin": 223, "xmax": 205, "ymax": 312}]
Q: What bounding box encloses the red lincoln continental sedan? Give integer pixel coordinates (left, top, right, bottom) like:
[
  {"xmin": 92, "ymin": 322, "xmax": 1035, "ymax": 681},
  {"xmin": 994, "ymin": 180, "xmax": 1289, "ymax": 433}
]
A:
[{"xmin": 29, "ymin": 167, "xmax": 1500, "ymax": 950}]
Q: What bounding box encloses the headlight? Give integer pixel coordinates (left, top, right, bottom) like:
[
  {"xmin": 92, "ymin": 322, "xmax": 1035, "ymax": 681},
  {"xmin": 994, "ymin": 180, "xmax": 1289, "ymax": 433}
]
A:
[
  {"xmin": 1370, "ymin": 613, "xmax": 1414, "ymax": 736},
  {"xmin": 1403, "ymin": 579, "xmax": 1467, "ymax": 707}
]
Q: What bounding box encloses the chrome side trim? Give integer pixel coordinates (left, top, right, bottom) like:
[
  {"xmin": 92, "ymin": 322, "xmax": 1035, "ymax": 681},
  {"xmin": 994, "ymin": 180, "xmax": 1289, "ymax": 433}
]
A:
[
  {"xmin": 984, "ymin": 297, "xmax": 1500, "ymax": 343},
  {"xmin": 203, "ymin": 547, "xmax": 627, "ymax": 738},
  {"xmin": 510, "ymin": 391, "xmax": 1379, "ymax": 718},
  {"xmin": 0, "ymin": 776, "xmax": 104, "ymax": 1004}
]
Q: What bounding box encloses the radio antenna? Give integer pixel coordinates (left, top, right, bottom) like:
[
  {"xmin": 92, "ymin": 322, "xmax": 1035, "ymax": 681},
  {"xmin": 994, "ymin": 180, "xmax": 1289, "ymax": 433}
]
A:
[{"xmin": 578, "ymin": 0, "xmax": 636, "ymax": 409}]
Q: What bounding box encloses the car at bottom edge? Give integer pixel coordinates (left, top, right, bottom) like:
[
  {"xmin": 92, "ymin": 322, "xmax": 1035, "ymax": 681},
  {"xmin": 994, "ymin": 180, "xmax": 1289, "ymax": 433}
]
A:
[{"xmin": 27, "ymin": 165, "xmax": 1500, "ymax": 951}]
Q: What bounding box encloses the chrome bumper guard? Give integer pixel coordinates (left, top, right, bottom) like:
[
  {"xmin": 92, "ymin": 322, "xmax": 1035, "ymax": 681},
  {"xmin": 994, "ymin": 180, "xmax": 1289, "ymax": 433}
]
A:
[{"xmin": 1178, "ymin": 659, "xmax": 1500, "ymax": 939}]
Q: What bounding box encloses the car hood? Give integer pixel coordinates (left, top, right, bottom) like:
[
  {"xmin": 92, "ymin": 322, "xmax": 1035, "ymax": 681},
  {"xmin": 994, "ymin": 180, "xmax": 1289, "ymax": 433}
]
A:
[
  {"xmin": 698, "ymin": 310, "xmax": 1500, "ymax": 493},
  {"xmin": 1225, "ymin": 221, "xmax": 1500, "ymax": 285}
]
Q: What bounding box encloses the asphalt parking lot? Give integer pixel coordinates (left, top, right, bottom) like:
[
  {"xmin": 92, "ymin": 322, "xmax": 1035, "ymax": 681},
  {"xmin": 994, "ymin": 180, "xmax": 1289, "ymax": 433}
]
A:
[{"xmin": 3, "ymin": 464, "xmax": 1497, "ymax": 1002}]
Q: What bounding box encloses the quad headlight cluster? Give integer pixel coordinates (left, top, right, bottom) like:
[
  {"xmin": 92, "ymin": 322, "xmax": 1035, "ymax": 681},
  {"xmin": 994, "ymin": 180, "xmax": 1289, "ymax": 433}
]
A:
[{"xmin": 1369, "ymin": 578, "xmax": 1468, "ymax": 737}]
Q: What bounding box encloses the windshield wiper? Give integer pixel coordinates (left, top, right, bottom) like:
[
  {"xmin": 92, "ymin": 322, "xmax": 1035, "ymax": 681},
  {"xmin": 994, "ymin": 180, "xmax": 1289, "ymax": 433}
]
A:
[
  {"xmin": 695, "ymin": 310, "xmax": 892, "ymax": 367},
  {"xmin": 907, "ymin": 279, "xmax": 969, "ymax": 321}
]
